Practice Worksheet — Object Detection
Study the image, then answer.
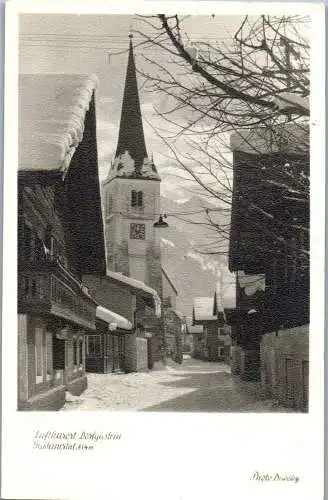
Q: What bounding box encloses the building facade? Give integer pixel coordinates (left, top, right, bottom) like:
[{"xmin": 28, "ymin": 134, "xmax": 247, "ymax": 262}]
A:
[
  {"xmin": 83, "ymin": 270, "xmax": 161, "ymax": 372},
  {"xmin": 85, "ymin": 306, "xmax": 133, "ymax": 374},
  {"xmin": 18, "ymin": 74, "xmax": 106, "ymax": 410},
  {"xmin": 229, "ymin": 125, "xmax": 309, "ymax": 409},
  {"xmin": 192, "ymin": 297, "xmax": 224, "ymax": 362}
]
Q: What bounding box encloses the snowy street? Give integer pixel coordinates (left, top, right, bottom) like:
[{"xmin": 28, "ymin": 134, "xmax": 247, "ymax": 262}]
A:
[{"xmin": 62, "ymin": 356, "xmax": 291, "ymax": 412}]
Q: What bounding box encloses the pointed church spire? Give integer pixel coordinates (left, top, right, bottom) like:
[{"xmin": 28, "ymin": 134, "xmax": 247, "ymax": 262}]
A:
[{"xmin": 115, "ymin": 34, "xmax": 148, "ymax": 171}]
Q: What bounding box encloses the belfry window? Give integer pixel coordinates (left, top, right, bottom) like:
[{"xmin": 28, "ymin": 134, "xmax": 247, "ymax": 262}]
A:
[
  {"xmin": 137, "ymin": 191, "xmax": 143, "ymax": 207},
  {"xmin": 131, "ymin": 190, "xmax": 143, "ymax": 208}
]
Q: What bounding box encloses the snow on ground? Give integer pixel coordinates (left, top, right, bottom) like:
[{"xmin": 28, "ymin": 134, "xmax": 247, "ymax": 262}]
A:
[{"xmin": 62, "ymin": 357, "xmax": 292, "ymax": 412}]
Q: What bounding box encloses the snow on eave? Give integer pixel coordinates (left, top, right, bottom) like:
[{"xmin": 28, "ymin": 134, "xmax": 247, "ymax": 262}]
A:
[
  {"xmin": 19, "ymin": 74, "xmax": 98, "ymax": 175},
  {"xmin": 106, "ymin": 270, "xmax": 161, "ymax": 317},
  {"xmin": 187, "ymin": 325, "xmax": 203, "ymax": 335},
  {"xmin": 230, "ymin": 122, "xmax": 309, "ymax": 156},
  {"xmin": 238, "ymin": 271, "xmax": 265, "ymax": 297},
  {"xmin": 274, "ymin": 93, "xmax": 309, "ymax": 113},
  {"xmin": 105, "ymin": 152, "xmax": 161, "ymax": 182},
  {"xmin": 194, "ymin": 315, "xmax": 218, "ymax": 322},
  {"xmin": 193, "ymin": 297, "xmax": 215, "ymax": 321},
  {"xmin": 96, "ymin": 305, "xmax": 132, "ymax": 331}
]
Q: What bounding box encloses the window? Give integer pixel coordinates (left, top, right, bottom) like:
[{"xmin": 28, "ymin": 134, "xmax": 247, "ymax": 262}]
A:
[
  {"xmin": 131, "ymin": 190, "xmax": 143, "ymax": 207},
  {"xmin": 131, "ymin": 190, "xmax": 137, "ymax": 207},
  {"xmin": 31, "ymin": 279, "xmax": 37, "ymax": 297},
  {"xmin": 87, "ymin": 335, "xmax": 102, "ymax": 358},
  {"xmin": 35, "ymin": 328, "xmax": 44, "ymax": 384}
]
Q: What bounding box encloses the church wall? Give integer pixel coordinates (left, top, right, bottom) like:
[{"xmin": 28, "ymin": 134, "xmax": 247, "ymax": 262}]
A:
[{"xmin": 102, "ymin": 176, "xmax": 162, "ymax": 295}]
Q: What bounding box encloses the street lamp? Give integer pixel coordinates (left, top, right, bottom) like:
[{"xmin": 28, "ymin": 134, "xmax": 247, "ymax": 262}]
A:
[{"xmin": 153, "ymin": 214, "xmax": 169, "ymax": 228}]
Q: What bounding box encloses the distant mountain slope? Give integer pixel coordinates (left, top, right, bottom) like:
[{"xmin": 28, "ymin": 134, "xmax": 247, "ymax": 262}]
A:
[{"xmin": 160, "ymin": 196, "xmax": 234, "ymax": 317}]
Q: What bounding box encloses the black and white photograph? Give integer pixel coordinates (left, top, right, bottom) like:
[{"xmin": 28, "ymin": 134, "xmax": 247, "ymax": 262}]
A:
[
  {"xmin": 17, "ymin": 12, "xmax": 312, "ymax": 412},
  {"xmin": 1, "ymin": 2, "xmax": 325, "ymax": 499}
]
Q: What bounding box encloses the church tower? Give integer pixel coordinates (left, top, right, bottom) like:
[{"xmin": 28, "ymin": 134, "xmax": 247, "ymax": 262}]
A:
[{"xmin": 102, "ymin": 35, "xmax": 162, "ymax": 297}]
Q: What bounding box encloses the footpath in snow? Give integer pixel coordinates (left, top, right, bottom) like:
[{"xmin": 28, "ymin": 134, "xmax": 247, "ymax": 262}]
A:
[{"xmin": 61, "ymin": 357, "xmax": 292, "ymax": 412}]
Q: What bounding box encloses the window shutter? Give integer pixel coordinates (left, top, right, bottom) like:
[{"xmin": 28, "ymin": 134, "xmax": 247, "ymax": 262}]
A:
[{"xmin": 131, "ymin": 190, "xmax": 137, "ymax": 207}]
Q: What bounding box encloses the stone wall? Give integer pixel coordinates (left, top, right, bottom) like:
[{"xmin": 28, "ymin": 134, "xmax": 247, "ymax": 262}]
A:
[
  {"xmin": 124, "ymin": 334, "xmax": 148, "ymax": 372},
  {"xmin": 136, "ymin": 338, "xmax": 148, "ymax": 371},
  {"xmin": 124, "ymin": 333, "xmax": 137, "ymax": 372},
  {"xmin": 136, "ymin": 305, "xmax": 163, "ymax": 363},
  {"xmin": 260, "ymin": 324, "xmax": 309, "ymax": 411}
]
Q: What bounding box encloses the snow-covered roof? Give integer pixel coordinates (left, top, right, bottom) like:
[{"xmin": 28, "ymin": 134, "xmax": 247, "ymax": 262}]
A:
[
  {"xmin": 223, "ymin": 296, "xmax": 236, "ymax": 310},
  {"xmin": 274, "ymin": 93, "xmax": 309, "ymax": 114},
  {"xmin": 237, "ymin": 272, "xmax": 265, "ymax": 297},
  {"xmin": 188, "ymin": 325, "xmax": 203, "ymax": 335},
  {"xmin": 19, "ymin": 74, "xmax": 98, "ymax": 174},
  {"xmin": 214, "ymin": 281, "xmax": 236, "ymax": 311},
  {"xmin": 230, "ymin": 122, "xmax": 309, "ymax": 156},
  {"xmin": 106, "ymin": 270, "xmax": 161, "ymax": 317},
  {"xmin": 193, "ymin": 297, "xmax": 216, "ymax": 322},
  {"xmin": 105, "ymin": 151, "xmax": 161, "ymax": 182},
  {"xmin": 96, "ymin": 306, "xmax": 132, "ymax": 331}
]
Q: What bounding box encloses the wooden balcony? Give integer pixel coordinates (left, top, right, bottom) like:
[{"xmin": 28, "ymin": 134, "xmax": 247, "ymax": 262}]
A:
[{"xmin": 18, "ymin": 258, "xmax": 97, "ymax": 331}]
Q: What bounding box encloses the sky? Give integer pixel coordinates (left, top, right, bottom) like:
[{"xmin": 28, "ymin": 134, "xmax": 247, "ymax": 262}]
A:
[{"xmin": 19, "ymin": 13, "xmax": 244, "ymax": 202}]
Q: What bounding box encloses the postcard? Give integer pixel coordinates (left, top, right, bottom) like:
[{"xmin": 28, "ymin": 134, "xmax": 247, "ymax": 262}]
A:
[{"xmin": 2, "ymin": 1, "xmax": 325, "ymax": 499}]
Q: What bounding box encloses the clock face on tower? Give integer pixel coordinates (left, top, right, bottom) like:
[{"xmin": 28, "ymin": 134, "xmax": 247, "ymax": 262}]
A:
[{"xmin": 130, "ymin": 223, "xmax": 146, "ymax": 240}]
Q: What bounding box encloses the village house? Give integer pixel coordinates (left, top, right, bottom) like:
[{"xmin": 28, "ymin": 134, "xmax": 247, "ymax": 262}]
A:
[
  {"xmin": 213, "ymin": 288, "xmax": 234, "ymax": 364},
  {"xmin": 229, "ymin": 124, "xmax": 309, "ymax": 410},
  {"xmin": 85, "ymin": 306, "xmax": 133, "ymax": 373},
  {"xmin": 192, "ymin": 297, "xmax": 225, "ymax": 361},
  {"xmin": 18, "ymin": 74, "xmax": 106, "ymax": 410},
  {"xmin": 181, "ymin": 320, "xmax": 193, "ymax": 354},
  {"xmin": 83, "ymin": 270, "xmax": 161, "ymax": 372},
  {"xmin": 185, "ymin": 317, "xmax": 204, "ymax": 360}
]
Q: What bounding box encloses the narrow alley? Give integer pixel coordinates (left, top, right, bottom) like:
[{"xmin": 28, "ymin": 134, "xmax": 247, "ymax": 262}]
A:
[{"xmin": 62, "ymin": 356, "xmax": 291, "ymax": 412}]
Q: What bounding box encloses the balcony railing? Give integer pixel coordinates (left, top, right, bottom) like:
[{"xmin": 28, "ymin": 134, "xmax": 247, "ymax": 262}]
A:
[{"xmin": 18, "ymin": 258, "xmax": 96, "ymax": 330}]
